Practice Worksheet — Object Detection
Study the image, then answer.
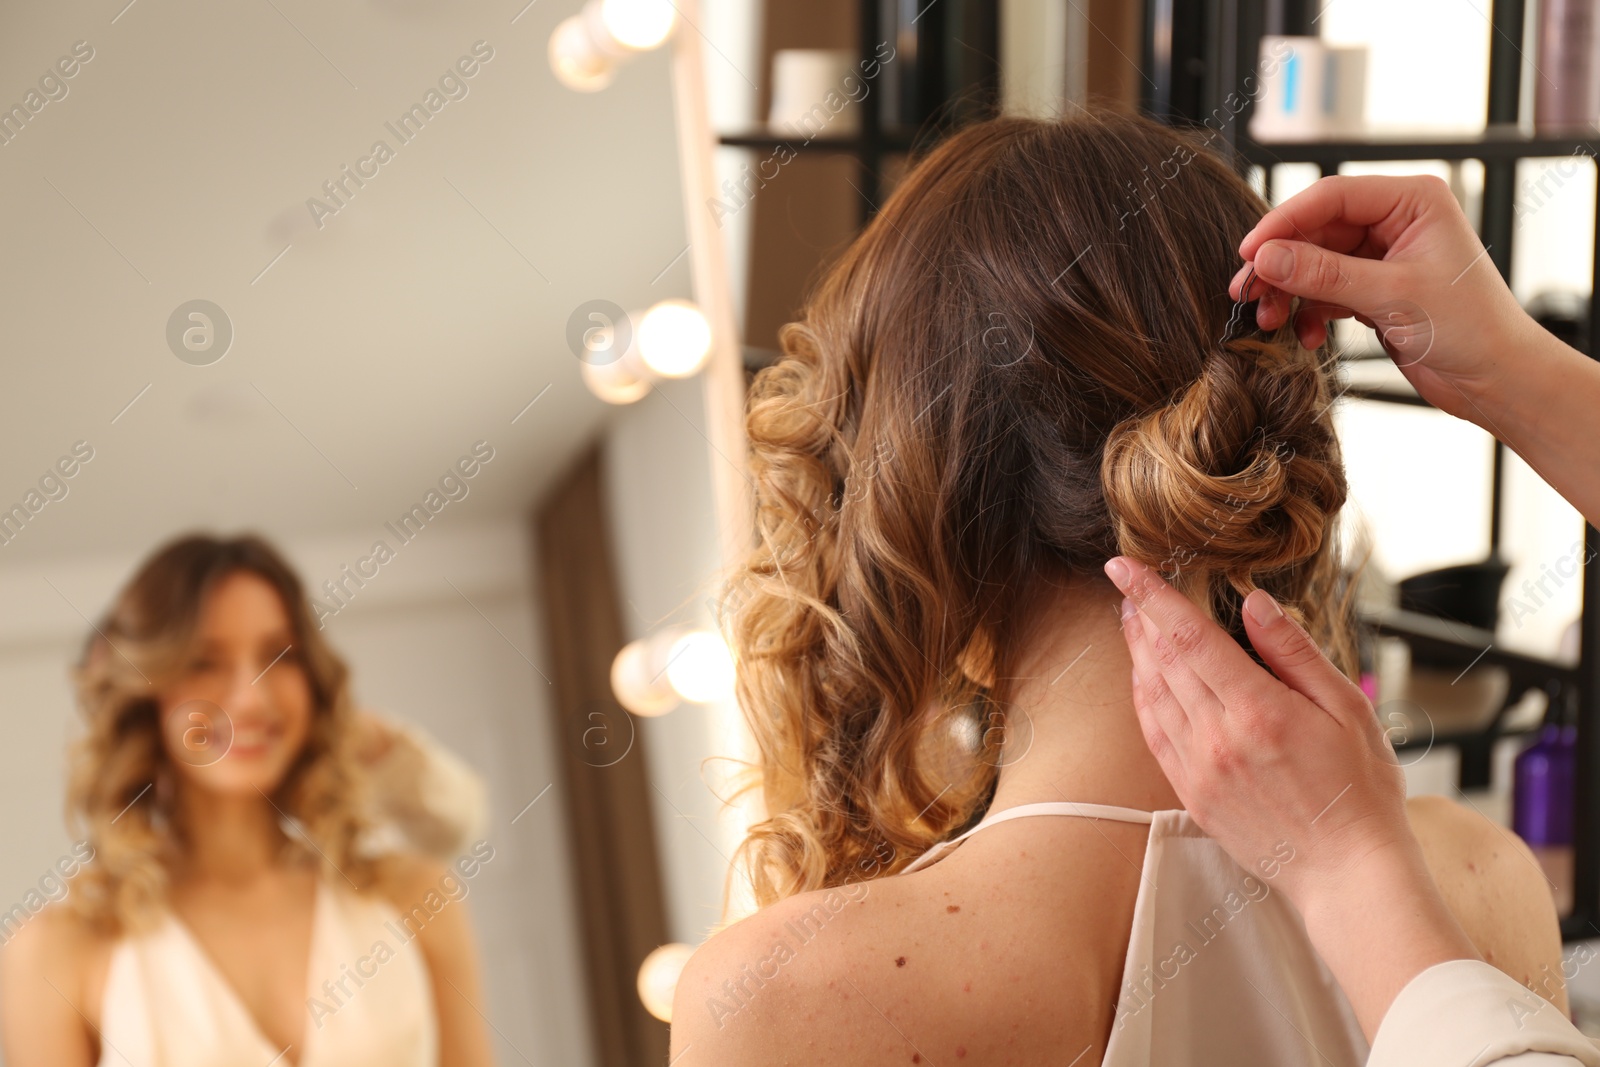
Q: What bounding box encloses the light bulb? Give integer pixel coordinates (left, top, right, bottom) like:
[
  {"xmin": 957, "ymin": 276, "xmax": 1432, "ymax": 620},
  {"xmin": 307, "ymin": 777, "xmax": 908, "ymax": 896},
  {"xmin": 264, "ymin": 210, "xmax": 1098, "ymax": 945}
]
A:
[
  {"xmin": 664, "ymin": 630, "xmax": 736, "ymax": 704},
  {"xmin": 600, "ymin": 0, "xmax": 676, "ymax": 51},
  {"xmin": 610, "ymin": 637, "xmax": 679, "ymax": 716},
  {"xmin": 581, "ymin": 353, "xmax": 653, "ymax": 404},
  {"xmin": 637, "ymin": 943, "xmax": 695, "ymax": 1022},
  {"xmin": 549, "ymin": 14, "xmax": 616, "ymax": 92},
  {"xmin": 637, "ymin": 300, "xmax": 712, "ymax": 378}
]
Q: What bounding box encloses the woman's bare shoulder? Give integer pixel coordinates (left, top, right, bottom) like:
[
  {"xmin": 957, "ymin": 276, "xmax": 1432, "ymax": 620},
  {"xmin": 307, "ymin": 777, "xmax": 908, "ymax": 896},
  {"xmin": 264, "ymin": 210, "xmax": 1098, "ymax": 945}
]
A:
[
  {"xmin": 363, "ymin": 847, "xmax": 491, "ymax": 977},
  {"xmin": 369, "ymin": 850, "xmax": 450, "ymax": 909},
  {"xmin": 368, "ymin": 852, "xmax": 464, "ymax": 932},
  {"xmin": 0, "ymin": 901, "xmax": 115, "ymax": 1056},
  {"xmin": 1, "ymin": 902, "xmax": 111, "ymax": 981},
  {"xmin": 669, "ymin": 862, "xmax": 1112, "ymax": 1066},
  {"xmin": 365, "ymin": 839, "xmax": 495, "ymax": 912},
  {"xmin": 1405, "ymin": 793, "xmax": 1569, "ymax": 1010},
  {"xmin": 669, "ymin": 880, "xmax": 894, "ymax": 1064}
]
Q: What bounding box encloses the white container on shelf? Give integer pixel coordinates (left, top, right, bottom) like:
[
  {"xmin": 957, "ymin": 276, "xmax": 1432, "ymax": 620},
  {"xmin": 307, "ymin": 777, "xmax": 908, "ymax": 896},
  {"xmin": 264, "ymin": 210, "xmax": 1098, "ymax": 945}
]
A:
[
  {"xmin": 1250, "ymin": 35, "xmax": 1368, "ymax": 141},
  {"xmin": 1322, "ymin": 44, "xmax": 1368, "ymax": 136},
  {"xmin": 768, "ymin": 49, "xmax": 860, "ymax": 139}
]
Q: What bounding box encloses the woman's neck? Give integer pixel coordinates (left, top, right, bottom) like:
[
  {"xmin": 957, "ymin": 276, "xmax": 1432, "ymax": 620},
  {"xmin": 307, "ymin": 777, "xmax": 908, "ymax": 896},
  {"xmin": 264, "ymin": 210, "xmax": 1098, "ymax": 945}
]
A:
[
  {"xmin": 986, "ymin": 577, "xmax": 1182, "ymax": 814},
  {"xmin": 169, "ymin": 783, "xmax": 290, "ymax": 885}
]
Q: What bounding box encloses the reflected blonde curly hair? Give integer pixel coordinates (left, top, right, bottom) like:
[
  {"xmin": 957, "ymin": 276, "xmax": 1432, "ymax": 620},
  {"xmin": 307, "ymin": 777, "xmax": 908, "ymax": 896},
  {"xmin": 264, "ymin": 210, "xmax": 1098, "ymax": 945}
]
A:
[
  {"xmin": 725, "ymin": 109, "xmax": 1358, "ymax": 908},
  {"xmin": 65, "ymin": 533, "xmax": 380, "ymax": 935}
]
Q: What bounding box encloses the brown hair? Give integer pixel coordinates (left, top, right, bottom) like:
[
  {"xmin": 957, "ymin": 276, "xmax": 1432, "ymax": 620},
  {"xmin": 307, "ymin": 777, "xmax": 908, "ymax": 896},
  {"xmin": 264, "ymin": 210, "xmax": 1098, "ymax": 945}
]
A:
[
  {"xmin": 66, "ymin": 532, "xmax": 378, "ymax": 934},
  {"xmin": 725, "ymin": 109, "xmax": 1356, "ymax": 906}
]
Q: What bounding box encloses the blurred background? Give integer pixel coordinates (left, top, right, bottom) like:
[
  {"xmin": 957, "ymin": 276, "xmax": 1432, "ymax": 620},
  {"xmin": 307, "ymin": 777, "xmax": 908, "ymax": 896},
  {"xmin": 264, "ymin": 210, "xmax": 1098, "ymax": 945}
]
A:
[{"xmin": 2, "ymin": 0, "xmax": 1600, "ymax": 1062}]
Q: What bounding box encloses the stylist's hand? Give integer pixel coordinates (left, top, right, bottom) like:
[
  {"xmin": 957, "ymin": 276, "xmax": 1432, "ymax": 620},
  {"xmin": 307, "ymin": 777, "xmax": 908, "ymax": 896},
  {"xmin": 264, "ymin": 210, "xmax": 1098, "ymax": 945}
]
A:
[
  {"xmin": 1103, "ymin": 555, "xmax": 1481, "ymax": 1038},
  {"xmin": 1102, "ymin": 555, "xmax": 1410, "ymax": 908},
  {"xmin": 350, "ymin": 706, "xmax": 400, "ymax": 765},
  {"xmin": 1232, "ymin": 173, "xmax": 1542, "ymax": 425}
]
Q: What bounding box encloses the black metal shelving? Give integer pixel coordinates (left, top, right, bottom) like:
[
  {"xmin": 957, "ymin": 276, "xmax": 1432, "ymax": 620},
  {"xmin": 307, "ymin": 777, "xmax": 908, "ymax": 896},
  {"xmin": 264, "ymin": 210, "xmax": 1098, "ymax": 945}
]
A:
[
  {"xmin": 1146, "ymin": 0, "xmax": 1600, "ymax": 941},
  {"xmin": 715, "ymin": 1, "xmax": 1000, "ymax": 225},
  {"xmin": 723, "ymin": 0, "xmax": 1600, "ymax": 939},
  {"xmin": 1236, "ymin": 125, "xmax": 1600, "ymax": 167}
]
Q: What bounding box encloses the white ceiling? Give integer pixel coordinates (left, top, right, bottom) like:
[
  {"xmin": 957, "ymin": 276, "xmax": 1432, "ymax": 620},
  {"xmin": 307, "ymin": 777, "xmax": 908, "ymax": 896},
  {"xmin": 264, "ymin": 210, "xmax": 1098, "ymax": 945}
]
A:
[{"xmin": 0, "ymin": 0, "xmax": 694, "ymax": 565}]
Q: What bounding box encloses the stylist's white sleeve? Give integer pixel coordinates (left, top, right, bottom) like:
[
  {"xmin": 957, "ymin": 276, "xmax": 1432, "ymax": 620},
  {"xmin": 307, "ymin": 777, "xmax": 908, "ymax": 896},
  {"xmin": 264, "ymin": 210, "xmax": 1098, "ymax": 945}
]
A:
[{"xmin": 1369, "ymin": 959, "xmax": 1600, "ymax": 1066}]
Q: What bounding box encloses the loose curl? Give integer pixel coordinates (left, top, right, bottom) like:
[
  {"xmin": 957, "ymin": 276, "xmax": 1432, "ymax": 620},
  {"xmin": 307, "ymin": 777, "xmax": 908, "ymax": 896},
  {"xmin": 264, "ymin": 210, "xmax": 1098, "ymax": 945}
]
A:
[
  {"xmin": 64, "ymin": 532, "xmax": 382, "ymax": 936},
  {"xmin": 724, "ymin": 109, "xmax": 1359, "ymax": 908}
]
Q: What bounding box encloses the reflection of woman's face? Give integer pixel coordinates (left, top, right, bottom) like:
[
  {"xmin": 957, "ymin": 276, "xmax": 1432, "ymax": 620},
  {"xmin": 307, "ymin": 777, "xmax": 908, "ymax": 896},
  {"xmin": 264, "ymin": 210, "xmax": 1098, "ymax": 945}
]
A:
[{"xmin": 157, "ymin": 570, "xmax": 313, "ymax": 797}]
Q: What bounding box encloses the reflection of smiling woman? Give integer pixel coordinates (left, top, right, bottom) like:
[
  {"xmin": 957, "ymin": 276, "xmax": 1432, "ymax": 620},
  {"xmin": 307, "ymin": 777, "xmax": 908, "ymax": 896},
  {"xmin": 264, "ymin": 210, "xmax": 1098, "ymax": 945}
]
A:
[{"xmin": 0, "ymin": 534, "xmax": 493, "ymax": 1067}]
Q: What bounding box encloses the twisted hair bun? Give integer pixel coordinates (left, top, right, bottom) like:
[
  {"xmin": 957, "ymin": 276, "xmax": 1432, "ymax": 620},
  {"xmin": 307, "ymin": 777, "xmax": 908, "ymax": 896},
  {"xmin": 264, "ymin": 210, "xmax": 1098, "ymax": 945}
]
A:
[{"xmin": 1101, "ymin": 336, "xmax": 1347, "ymax": 609}]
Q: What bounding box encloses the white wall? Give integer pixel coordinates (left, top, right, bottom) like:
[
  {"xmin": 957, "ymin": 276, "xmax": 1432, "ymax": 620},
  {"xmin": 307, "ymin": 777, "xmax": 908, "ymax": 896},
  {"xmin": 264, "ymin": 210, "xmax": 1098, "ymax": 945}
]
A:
[
  {"xmin": 591, "ymin": 0, "xmax": 766, "ymax": 962},
  {"xmin": 601, "ymin": 375, "xmax": 755, "ymax": 949},
  {"xmin": 0, "ymin": 517, "xmax": 593, "ymax": 1067}
]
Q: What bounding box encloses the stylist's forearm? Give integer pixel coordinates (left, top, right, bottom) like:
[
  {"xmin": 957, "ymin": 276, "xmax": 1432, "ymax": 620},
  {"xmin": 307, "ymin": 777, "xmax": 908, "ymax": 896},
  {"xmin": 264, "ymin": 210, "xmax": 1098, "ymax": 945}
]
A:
[
  {"xmin": 1296, "ymin": 842, "xmax": 1482, "ymax": 1041},
  {"xmin": 1478, "ymin": 322, "xmax": 1600, "ymax": 530}
]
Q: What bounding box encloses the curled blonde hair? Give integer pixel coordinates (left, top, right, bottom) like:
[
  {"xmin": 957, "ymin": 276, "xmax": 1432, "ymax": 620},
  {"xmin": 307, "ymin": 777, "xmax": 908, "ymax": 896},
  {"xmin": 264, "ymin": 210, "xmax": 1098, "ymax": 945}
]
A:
[
  {"xmin": 65, "ymin": 532, "xmax": 380, "ymax": 935},
  {"xmin": 725, "ymin": 110, "xmax": 1358, "ymax": 907}
]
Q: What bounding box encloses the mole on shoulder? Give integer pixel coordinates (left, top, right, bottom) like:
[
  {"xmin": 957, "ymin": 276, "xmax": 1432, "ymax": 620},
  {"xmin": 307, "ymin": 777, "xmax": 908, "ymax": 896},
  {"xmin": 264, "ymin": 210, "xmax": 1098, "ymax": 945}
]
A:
[
  {"xmin": 912, "ymin": 1055, "xmax": 921, "ymax": 1064},
  {"xmin": 946, "ymin": 904, "xmax": 960, "ymax": 914},
  {"xmin": 895, "ymin": 956, "xmax": 907, "ymax": 967}
]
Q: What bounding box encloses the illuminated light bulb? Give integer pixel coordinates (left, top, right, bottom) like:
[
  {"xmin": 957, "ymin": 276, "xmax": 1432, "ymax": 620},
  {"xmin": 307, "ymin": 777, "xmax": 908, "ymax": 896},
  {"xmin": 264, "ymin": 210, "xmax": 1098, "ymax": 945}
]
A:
[
  {"xmin": 599, "ymin": 0, "xmax": 676, "ymax": 50},
  {"xmin": 638, "ymin": 943, "xmax": 695, "ymax": 1023},
  {"xmin": 610, "ymin": 637, "xmax": 679, "ymax": 716},
  {"xmin": 581, "ymin": 352, "xmax": 652, "ymax": 404},
  {"xmin": 549, "ymin": 14, "xmax": 616, "ymax": 92},
  {"xmin": 637, "ymin": 300, "xmax": 713, "ymax": 378},
  {"xmin": 664, "ymin": 630, "xmax": 736, "ymax": 704}
]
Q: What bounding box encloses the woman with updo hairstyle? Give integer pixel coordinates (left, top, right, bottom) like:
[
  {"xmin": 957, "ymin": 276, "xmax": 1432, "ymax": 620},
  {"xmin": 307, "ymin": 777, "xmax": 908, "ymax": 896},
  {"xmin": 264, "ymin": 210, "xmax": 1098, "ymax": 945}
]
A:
[{"xmin": 671, "ymin": 109, "xmax": 1566, "ymax": 1064}]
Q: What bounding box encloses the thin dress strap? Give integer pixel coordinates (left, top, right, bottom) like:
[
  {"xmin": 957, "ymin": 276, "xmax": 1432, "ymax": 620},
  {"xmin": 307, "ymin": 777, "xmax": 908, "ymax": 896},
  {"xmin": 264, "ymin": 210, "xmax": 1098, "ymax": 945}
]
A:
[{"xmin": 900, "ymin": 801, "xmax": 1156, "ymax": 875}]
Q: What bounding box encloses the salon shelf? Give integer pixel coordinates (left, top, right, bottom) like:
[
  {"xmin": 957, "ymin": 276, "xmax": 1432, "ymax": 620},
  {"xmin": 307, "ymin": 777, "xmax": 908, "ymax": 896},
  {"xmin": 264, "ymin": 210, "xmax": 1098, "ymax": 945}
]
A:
[
  {"xmin": 1165, "ymin": 0, "xmax": 1600, "ymax": 943},
  {"xmin": 1365, "ymin": 607, "xmax": 1580, "ymax": 692},
  {"xmin": 717, "ymin": 127, "xmax": 920, "ymax": 154},
  {"xmin": 1339, "ymin": 384, "xmax": 1433, "ymax": 408},
  {"xmin": 1239, "ymin": 123, "xmax": 1600, "ymax": 167},
  {"xmin": 1387, "ymin": 718, "xmax": 1543, "ymax": 752},
  {"xmin": 1339, "ymin": 382, "xmax": 1428, "ymax": 407},
  {"xmin": 719, "ymin": 0, "xmax": 997, "ymax": 226},
  {"xmin": 1338, "ymin": 343, "xmax": 1399, "ymax": 362},
  {"xmin": 1366, "ymin": 606, "xmax": 1575, "ymax": 800},
  {"xmin": 1335, "ymin": 355, "xmax": 1430, "ymax": 408},
  {"xmin": 741, "ymin": 345, "xmax": 781, "ymax": 373}
]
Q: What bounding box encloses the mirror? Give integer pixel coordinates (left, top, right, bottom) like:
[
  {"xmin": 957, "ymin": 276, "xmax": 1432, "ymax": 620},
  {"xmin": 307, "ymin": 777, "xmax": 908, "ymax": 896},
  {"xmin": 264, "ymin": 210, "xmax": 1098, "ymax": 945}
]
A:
[{"xmin": 0, "ymin": 1, "xmax": 717, "ymax": 1064}]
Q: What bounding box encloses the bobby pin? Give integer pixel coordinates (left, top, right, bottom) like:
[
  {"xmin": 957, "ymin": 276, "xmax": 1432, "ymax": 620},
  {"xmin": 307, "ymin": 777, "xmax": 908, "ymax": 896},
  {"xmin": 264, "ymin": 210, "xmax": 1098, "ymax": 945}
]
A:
[{"xmin": 1219, "ymin": 264, "xmax": 1261, "ymax": 344}]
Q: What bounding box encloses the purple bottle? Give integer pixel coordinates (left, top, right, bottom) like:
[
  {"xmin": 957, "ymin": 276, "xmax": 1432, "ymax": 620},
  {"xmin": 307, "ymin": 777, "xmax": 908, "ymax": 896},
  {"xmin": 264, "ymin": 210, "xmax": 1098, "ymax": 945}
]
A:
[{"xmin": 1513, "ymin": 721, "xmax": 1577, "ymax": 915}]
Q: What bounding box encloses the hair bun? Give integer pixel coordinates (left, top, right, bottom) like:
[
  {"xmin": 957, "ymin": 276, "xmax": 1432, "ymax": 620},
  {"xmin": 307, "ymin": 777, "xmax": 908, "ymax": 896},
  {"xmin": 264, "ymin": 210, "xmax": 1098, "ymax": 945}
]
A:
[{"xmin": 1100, "ymin": 336, "xmax": 1346, "ymax": 593}]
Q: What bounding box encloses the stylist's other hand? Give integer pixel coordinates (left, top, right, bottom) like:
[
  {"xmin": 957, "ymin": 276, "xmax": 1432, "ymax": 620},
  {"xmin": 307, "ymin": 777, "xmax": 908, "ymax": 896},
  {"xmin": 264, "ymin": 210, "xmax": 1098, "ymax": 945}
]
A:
[
  {"xmin": 350, "ymin": 706, "xmax": 400, "ymax": 765},
  {"xmin": 1102, "ymin": 555, "xmax": 1417, "ymax": 916},
  {"xmin": 1103, "ymin": 557, "xmax": 1498, "ymax": 1041},
  {"xmin": 1232, "ymin": 174, "xmax": 1541, "ymax": 425}
]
